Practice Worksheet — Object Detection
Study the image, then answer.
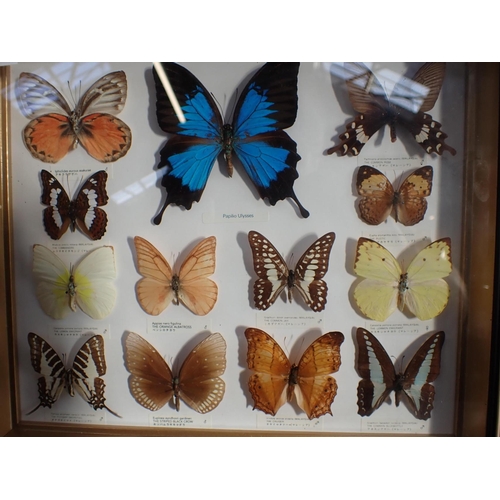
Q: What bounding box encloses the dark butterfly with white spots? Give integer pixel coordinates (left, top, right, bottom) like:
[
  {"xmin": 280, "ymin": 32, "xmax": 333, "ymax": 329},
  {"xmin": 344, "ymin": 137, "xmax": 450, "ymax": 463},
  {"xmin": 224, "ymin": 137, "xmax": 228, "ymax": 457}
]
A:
[
  {"xmin": 124, "ymin": 331, "xmax": 227, "ymax": 414},
  {"xmin": 356, "ymin": 328, "xmax": 445, "ymax": 420},
  {"xmin": 152, "ymin": 62, "xmax": 309, "ymax": 223},
  {"xmin": 27, "ymin": 332, "xmax": 120, "ymax": 417},
  {"xmin": 40, "ymin": 169, "xmax": 109, "ymax": 240},
  {"xmin": 248, "ymin": 231, "xmax": 335, "ymax": 312},
  {"xmin": 356, "ymin": 165, "xmax": 433, "ymax": 226},
  {"xmin": 327, "ymin": 62, "xmax": 456, "ymax": 156}
]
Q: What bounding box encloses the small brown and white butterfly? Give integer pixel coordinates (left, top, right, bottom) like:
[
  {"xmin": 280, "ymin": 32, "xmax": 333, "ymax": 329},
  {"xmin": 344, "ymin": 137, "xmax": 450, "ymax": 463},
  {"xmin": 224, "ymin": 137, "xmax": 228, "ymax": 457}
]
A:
[
  {"xmin": 27, "ymin": 333, "xmax": 120, "ymax": 417},
  {"xmin": 41, "ymin": 169, "xmax": 109, "ymax": 240},
  {"xmin": 248, "ymin": 231, "xmax": 335, "ymax": 312},
  {"xmin": 133, "ymin": 236, "xmax": 218, "ymax": 316},
  {"xmin": 356, "ymin": 165, "xmax": 433, "ymax": 226},
  {"xmin": 245, "ymin": 328, "xmax": 344, "ymax": 419},
  {"xmin": 124, "ymin": 331, "xmax": 227, "ymax": 413}
]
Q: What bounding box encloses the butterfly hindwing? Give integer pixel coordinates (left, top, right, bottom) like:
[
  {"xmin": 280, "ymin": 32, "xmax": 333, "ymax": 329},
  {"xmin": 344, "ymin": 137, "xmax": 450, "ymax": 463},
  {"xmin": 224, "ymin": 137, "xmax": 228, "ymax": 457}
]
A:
[
  {"xmin": 248, "ymin": 231, "xmax": 335, "ymax": 312},
  {"xmin": 16, "ymin": 71, "xmax": 131, "ymax": 163},
  {"xmin": 356, "ymin": 328, "xmax": 444, "ymax": 420},
  {"xmin": 27, "ymin": 333, "xmax": 119, "ymax": 417},
  {"xmin": 124, "ymin": 332, "xmax": 226, "ymax": 413},
  {"xmin": 245, "ymin": 328, "xmax": 344, "ymax": 419},
  {"xmin": 327, "ymin": 62, "xmax": 456, "ymax": 156},
  {"xmin": 41, "ymin": 169, "xmax": 109, "ymax": 240},
  {"xmin": 134, "ymin": 236, "xmax": 218, "ymax": 316},
  {"xmin": 356, "ymin": 166, "xmax": 433, "ymax": 226},
  {"xmin": 153, "ymin": 62, "xmax": 308, "ymax": 223}
]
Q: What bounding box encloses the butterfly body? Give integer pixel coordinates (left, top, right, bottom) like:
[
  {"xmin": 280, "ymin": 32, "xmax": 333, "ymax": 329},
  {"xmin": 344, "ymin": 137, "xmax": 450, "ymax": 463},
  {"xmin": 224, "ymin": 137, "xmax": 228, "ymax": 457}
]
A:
[
  {"xmin": 248, "ymin": 231, "xmax": 335, "ymax": 312},
  {"xmin": 327, "ymin": 62, "xmax": 456, "ymax": 156},
  {"xmin": 245, "ymin": 328, "xmax": 344, "ymax": 419},
  {"xmin": 16, "ymin": 71, "xmax": 131, "ymax": 163},
  {"xmin": 134, "ymin": 236, "xmax": 218, "ymax": 316},
  {"xmin": 353, "ymin": 237, "xmax": 452, "ymax": 321},
  {"xmin": 41, "ymin": 169, "xmax": 109, "ymax": 240},
  {"xmin": 153, "ymin": 62, "xmax": 309, "ymax": 223},
  {"xmin": 124, "ymin": 332, "xmax": 227, "ymax": 413},
  {"xmin": 357, "ymin": 166, "xmax": 433, "ymax": 226},
  {"xmin": 27, "ymin": 333, "xmax": 120, "ymax": 417},
  {"xmin": 33, "ymin": 245, "xmax": 116, "ymax": 320},
  {"xmin": 356, "ymin": 328, "xmax": 444, "ymax": 420}
]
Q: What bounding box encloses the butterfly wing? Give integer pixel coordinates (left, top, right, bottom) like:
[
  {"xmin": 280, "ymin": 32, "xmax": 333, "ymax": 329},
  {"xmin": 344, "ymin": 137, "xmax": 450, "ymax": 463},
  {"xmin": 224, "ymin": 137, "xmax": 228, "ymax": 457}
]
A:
[
  {"xmin": 40, "ymin": 169, "xmax": 72, "ymax": 239},
  {"xmin": 400, "ymin": 332, "xmax": 445, "ymax": 420},
  {"xmin": 124, "ymin": 332, "xmax": 175, "ymax": 411},
  {"xmin": 245, "ymin": 328, "xmax": 291, "ymax": 416},
  {"xmin": 353, "ymin": 238, "xmax": 402, "ymax": 321},
  {"xmin": 355, "ymin": 328, "xmax": 397, "ymax": 416},
  {"xmin": 73, "ymin": 246, "xmax": 117, "ymax": 319},
  {"xmin": 231, "ymin": 62, "xmax": 308, "ymax": 218},
  {"xmin": 27, "ymin": 332, "xmax": 68, "ymax": 414},
  {"xmin": 33, "ymin": 244, "xmax": 72, "ymax": 319},
  {"xmin": 153, "ymin": 62, "xmax": 224, "ymax": 222},
  {"xmin": 248, "ymin": 231, "xmax": 289, "ymax": 310},
  {"xmin": 70, "ymin": 334, "xmax": 120, "ymax": 417},
  {"xmin": 403, "ymin": 238, "xmax": 452, "ymax": 320},
  {"xmin": 177, "ymin": 236, "xmax": 218, "ymax": 316},
  {"xmin": 134, "ymin": 236, "xmax": 176, "ymax": 315},
  {"xmin": 293, "ymin": 232, "xmax": 336, "ymax": 312},
  {"xmin": 177, "ymin": 332, "xmax": 227, "ymax": 413},
  {"xmin": 356, "ymin": 166, "xmax": 395, "ymax": 225},
  {"xmin": 295, "ymin": 332, "xmax": 344, "ymax": 419},
  {"xmin": 395, "ymin": 166, "xmax": 433, "ymax": 226}
]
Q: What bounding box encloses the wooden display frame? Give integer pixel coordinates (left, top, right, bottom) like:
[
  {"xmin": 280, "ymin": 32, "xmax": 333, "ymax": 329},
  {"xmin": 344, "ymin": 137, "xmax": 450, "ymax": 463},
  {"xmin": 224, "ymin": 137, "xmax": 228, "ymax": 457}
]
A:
[{"xmin": 0, "ymin": 63, "xmax": 498, "ymax": 436}]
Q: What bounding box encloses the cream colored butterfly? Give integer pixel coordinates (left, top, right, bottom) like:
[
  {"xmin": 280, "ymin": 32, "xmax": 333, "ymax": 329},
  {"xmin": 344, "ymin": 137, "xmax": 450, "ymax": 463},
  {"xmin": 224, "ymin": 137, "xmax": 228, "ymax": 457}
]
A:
[
  {"xmin": 353, "ymin": 237, "xmax": 452, "ymax": 321},
  {"xmin": 33, "ymin": 245, "xmax": 117, "ymax": 320},
  {"xmin": 133, "ymin": 236, "xmax": 218, "ymax": 316}
]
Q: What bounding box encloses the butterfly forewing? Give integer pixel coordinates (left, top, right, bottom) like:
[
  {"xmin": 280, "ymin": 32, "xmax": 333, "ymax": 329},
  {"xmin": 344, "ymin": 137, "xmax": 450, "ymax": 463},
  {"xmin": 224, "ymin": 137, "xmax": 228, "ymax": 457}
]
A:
[
  {"xmin": 124, "ymin": 332, "xmax": 175, "ymax": 411},
  {"xmin": 178, "ymin": 333, "xmax": 227, "ymax": 413}
]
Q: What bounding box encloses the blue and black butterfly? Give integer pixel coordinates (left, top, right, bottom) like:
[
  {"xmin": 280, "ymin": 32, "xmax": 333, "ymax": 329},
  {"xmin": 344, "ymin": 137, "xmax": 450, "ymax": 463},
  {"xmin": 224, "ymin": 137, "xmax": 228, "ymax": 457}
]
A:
[{"xmin": 152, "ymin": 62, "xmax": 309, "ymax": 224}]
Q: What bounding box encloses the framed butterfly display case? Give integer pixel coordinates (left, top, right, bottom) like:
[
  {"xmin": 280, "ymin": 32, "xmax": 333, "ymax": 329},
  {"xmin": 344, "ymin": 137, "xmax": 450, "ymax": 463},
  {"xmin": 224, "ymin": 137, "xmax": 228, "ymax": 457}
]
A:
[{"xmin": 0, "ymin": 62, "xmax": 498, "ymax": 437}]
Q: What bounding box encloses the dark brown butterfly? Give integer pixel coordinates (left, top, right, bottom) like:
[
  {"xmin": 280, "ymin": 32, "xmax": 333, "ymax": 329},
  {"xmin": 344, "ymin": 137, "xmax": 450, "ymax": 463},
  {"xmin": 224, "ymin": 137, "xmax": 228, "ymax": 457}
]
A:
[
  {"xmin": 356, "ymin": 328, "xmax": 445, "ymax": 420},
  {"xmin": 124, "ymin": 332, "xmax": 226, "ymax": 413},
  {"xmin": 41, "ymin": 169, "xmax": 109, "ymax": 240},
  {"xmin": 248, "ymin": 231, "xmax": 335, "ymax": 312},
  {"xmin": 327, "ymin": 62, "xmax": 456, "ymax": 156},
  {"xmin": 356, "ymin": 165, "xmax": 433, "ymax": 226},
  {"xmin": 27, "ymin": 332, "xmax": 120, "ymax": 417},
  {"xmin": 245, "ymin": 328, "xmax": 344, "ymax": 419}
]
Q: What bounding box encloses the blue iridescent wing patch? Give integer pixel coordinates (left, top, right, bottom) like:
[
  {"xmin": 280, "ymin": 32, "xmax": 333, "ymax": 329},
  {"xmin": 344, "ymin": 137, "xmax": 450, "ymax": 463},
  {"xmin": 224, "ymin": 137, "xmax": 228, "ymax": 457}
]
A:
[{"xmin": 153, "ymin": 62, "xmax": 308, "ymax": 223}]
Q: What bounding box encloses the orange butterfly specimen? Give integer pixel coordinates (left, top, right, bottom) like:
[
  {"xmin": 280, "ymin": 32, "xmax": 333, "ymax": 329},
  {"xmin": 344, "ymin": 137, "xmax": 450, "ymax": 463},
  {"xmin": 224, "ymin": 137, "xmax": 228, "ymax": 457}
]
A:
[
  {"xmin": 357, "ymin": 166, "xmax": 433, "ymax": 226},
  {"xmin": 124, "ymin": 331, "xmax": 227, "ymax": 413},
  {"xmin": 245, "ymin": 328, "xmax": 344, "ymax": 419},
  {"xmin": 134, "ymin": 236, "xmax": 218, "ymax": 316},
  {"xmin": 16, "ymin": 71, "xmax": 132, "ymax": 163}
]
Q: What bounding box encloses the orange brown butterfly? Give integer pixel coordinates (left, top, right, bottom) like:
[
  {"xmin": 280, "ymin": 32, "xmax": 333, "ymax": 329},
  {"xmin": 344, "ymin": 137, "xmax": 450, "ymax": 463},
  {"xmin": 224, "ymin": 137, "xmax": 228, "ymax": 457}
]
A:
[
  {"xmin": 133, "ymin": 236, "xmax": 218, "ymax": 316},
  {"xmin": 124, "ymin": 331, "xmax": 226, "ymax": 413},
  {"xmin": 245, "ymin": 328, "xmax": 344, "ymax": 419},
  {"xmin": 16, "ymin": 71, "xmax": 132, "ymax": 163},
  {"xmin": 356, "ymin": 165, "xmax": 433, "ymax": 226}
]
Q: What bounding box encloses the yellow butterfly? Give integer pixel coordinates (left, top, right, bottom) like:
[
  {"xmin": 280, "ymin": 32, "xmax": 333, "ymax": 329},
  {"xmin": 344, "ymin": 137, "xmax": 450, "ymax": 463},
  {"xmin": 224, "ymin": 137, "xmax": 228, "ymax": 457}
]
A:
[
  {"xmin": 33, "ymin": 245, "xmax": 116, "ymax": 320},
  {"xmin": 353, "ymin": 237, "xmax": 452, "ymax": 321},
  {"xmin": 133, "ymin": 236, "xmax": 218, "ymax": 316}
]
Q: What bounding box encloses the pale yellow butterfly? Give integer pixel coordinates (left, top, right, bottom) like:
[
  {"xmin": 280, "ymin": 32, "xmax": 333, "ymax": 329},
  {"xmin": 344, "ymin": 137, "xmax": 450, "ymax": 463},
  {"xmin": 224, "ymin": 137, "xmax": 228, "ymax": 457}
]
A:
[
  {"xmin": 33, "ymin": 245, "xmax": 116, "ymax": 320},
  {"xmin": 353, "ymin": 237, "xmax": 452, "ymax": 321}
]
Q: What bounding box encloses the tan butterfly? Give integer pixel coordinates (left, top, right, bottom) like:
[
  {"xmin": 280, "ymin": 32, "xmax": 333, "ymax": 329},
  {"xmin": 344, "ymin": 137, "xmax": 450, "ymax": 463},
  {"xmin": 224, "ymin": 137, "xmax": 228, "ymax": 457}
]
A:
[
  {"xmin": 357, "ymin": 165, "xmax": 433, "ymax": 226},
  {"xmin": 353, "ymin": 237, "xmax": 452, "ymax": 321},
  {"xmin": 124, "ymin": 331, "xmax": 226, "ymax": 413},
  {"xmin": 245, "ymin": 328, "xmax": 344, "ymax": 419},
  {"xmin": 134, "ymin": 236, "xmax": 218, "ymax": 316}
]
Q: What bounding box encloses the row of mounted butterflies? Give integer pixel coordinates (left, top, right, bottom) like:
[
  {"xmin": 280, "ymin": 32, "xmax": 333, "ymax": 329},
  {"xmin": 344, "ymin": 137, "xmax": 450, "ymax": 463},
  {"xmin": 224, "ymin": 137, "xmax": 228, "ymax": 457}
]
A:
[
  {"xmin": 17, "ymin": 62, "xmax": 454, "ymax": 222},
  {"xmin": 37, "ymin": 162, "xmax": 435, "ymax": 244},
  {"xmin": 27, "ymin": 328, "xmax": 445, "ymax": 421},
  {"xmin": 31, "ymin": 232, "xmax": 453, "ymax": 322}
]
